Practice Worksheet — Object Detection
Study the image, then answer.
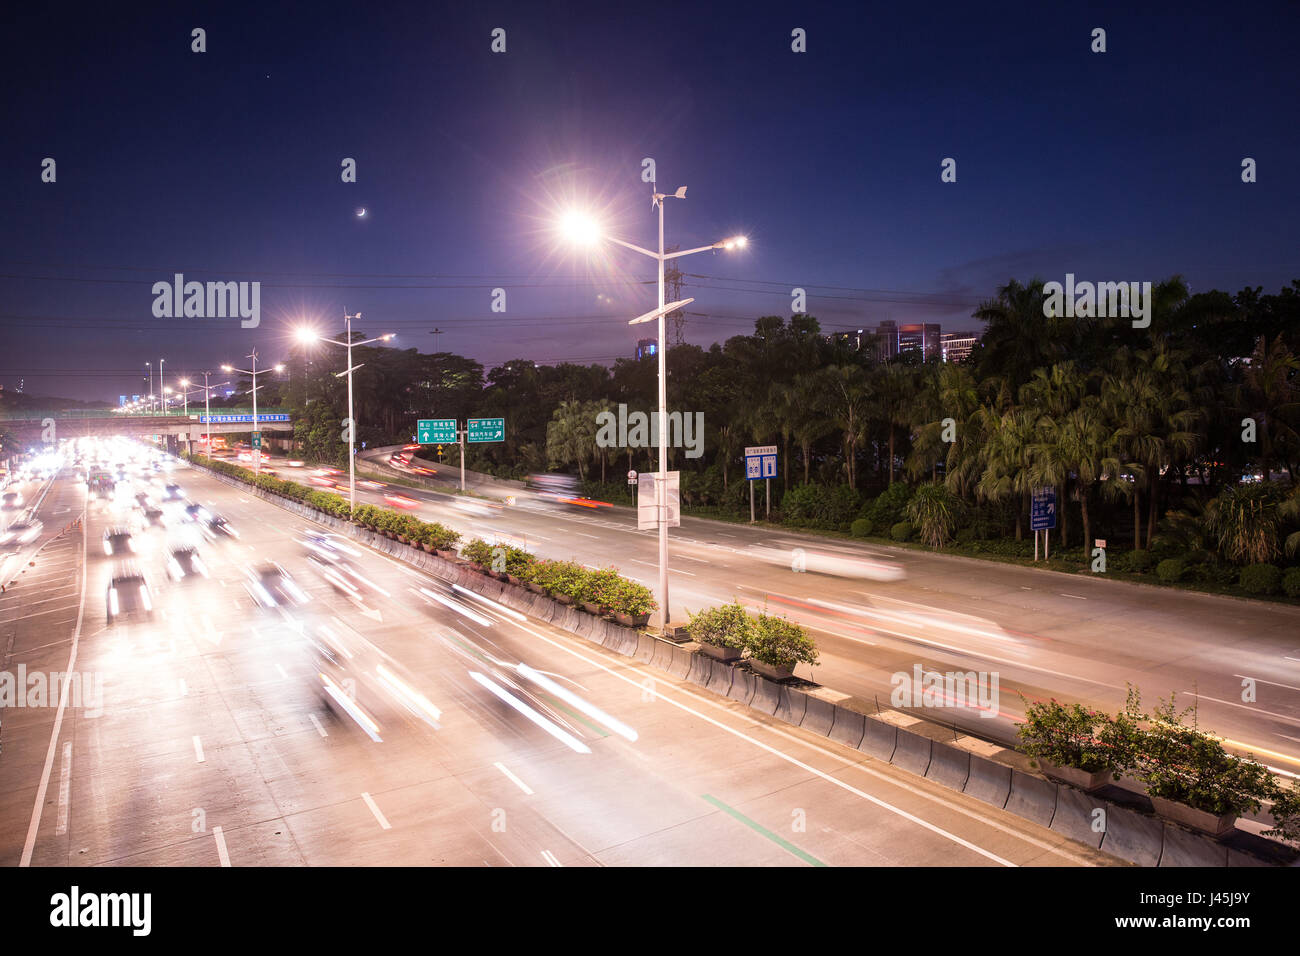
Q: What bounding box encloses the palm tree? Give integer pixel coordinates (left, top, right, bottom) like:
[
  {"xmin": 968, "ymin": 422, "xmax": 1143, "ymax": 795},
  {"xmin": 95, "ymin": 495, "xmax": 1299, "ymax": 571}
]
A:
[
  {"xmin": 870, "ymin": 361, "xmax": 916, "ymax": 485},
  {"xmin": 1031, "ymin": 399, "xmax": 1122, "ymax": 554},
  {"xmin": 790, "ymin": 372, "xmax": 833, "ymax": 485},
  {"xmin": 972, "ymin": 278, "xmax": 1068, "ymax": 395},
  {"xmin": 907, "ymin": 481, "xmax": 963, "ymax": 548},
  {"xmin": 818, "ymin": 365, "xmax": 871, "ymax": 489},
  {"xmin": 1205, "ymin": 482, "xmax": 1285, "ymax": 565},
  {"xmin": 976, "ymin": 406, "xmax": 1038, "ymax": 540},
  {"xmin": 1234, "ymin": 335, "xmax": 1300, "ymax": 484}
]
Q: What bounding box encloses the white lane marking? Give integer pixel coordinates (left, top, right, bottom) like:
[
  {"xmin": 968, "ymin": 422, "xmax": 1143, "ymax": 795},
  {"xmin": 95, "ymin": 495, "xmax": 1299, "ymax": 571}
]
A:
[
  {"xmin": 55, "ymin": 743, "xmax": 72, "ymax": 836},
  {"xmin": 1061, "ymin": 593, "xmax": 1087, "ymax": 600},
  {"xmin": 20, "ymin": 492, "xmax": 88, "ymax": 868},
  {"xmin": 678, "ymin": 554, "xmax": 710, "ymax": 563},
  {"xmin": 361, "ymin": 792, "xmax": 392, "ymax": 829},
  {"xmin": 541, "ymin": 850, "xmax": 563, "ymax": 867},
  {"xmin": 276, "ymin": 663, "xmax": 288, "ymax": 680},
  {"xmin": 1237, "ymin": 675, "xmax": 1300, "ymax": 693},
  {"xmin": 414, "ymin": 586, "xmax": 494, "ymax": 626},
  {"xmin": 582, "ymin": 564, "xmax": 600, "ymax": 570},
  {"xmin": 573, "ymin": 532, "xmax": 598, "ymax": 539},
  {"xmin": 1179, "ymin": 691, "xmax": 1300, "ymax": 726},
  {"xmin": 213, "ymin": 825, "xmax": 232, "ymax": 866},
  {"xmin": 309, "ymin": 713, "xmax": 329, "ymax": 737},
  {"xmin": 496, "ymin": 617, "xmax": 1022, "ymax": 867},
  {"xmin": 452, "ymin": 585, "xmax": 526, "ymax": 621},
  {"xmin": 494, "ymin": 761, "xmax": 535, "ymax": 795},
  {"xmin": 1020, "ymin": 586, "xmax": 1032, "ymax": 590},
  {"xmin": 193, "ymin": 735, "xmax": 206, "ymax": 763}
]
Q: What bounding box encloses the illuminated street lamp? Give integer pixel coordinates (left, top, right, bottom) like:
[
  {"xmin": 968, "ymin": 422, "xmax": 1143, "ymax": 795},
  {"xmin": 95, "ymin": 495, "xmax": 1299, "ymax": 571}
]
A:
[
  {"xmin": 189, "ymin": 373, "xmax": 230, "ymax": 455},
  {"xmin": 558, "ymin": 188, "xmax": 747, "ymax": 631},
  {"xmin": 221, "ymin": 350, "xmax": 283, "ymax": 474},
  {"xmin": 297, "ymin": 314, "xmax": 395, "ymax": 513}
]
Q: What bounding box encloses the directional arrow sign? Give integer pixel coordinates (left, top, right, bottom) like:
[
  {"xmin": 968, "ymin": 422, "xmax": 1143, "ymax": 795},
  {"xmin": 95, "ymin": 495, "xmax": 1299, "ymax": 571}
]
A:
[
  {"xmin": 418, "ymin": 418, "xmax": 457, "ymax": 444},
  {"xmin": 467, "ymin": 417, "xmax": 505, "ymax": 443}
]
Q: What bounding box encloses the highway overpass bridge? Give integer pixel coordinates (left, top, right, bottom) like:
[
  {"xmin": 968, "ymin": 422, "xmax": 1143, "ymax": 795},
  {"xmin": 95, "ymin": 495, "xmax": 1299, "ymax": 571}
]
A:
[{"xmin": 0, "ymin": 409, "xmax": 294, "ymax": 452}]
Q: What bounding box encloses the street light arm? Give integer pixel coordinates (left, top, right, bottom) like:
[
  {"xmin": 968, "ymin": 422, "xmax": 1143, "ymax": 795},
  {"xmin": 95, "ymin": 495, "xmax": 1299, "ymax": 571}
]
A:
[
  {"xmin": 664, "ymin": 243, "xmax": 723, "ymax": 260},
  {"xmin": 604, "ymin": 235, "xmax": 659, "ymax": 260}
]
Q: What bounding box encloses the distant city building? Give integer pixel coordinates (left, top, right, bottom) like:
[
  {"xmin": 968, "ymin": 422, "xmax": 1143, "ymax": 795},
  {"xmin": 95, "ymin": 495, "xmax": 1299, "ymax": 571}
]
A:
[
  {"xmin": 635, "ymin": 338, "xmax": 658, "ymax": 360},
  {"xmin": 940, "ymin": 331, "xmax": 979, "ymax": 363},
  {"xmin": 829, "ymin": 328, "xmax": 870, "ymax": 351},
  {"xmin": 875, "ymin": 321, "xmax": 941, "ymax": 361}
]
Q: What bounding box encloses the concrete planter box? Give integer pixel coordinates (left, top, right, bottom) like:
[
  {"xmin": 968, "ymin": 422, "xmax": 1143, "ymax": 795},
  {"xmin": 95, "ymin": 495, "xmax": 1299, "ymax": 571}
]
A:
[
  {"xmin": 581, "ymin": 601, "xmax": 607, "ymax": 616},
  {"xmin": 1150, "ymin": 796, "xmax": 1238, "ymax": 837},
  {"xmin": 506, "ymin": 574, "xmax": 522, "ymax": 586},
  {"xmin": 555, "ymin": 593, "xmax": 574, "ymax": 605},
  {"xmin": 698, "ymin": 643, "xmax": 744, "ymax": 662},
  {"xmin": 750, "ymin": 659, "xmax": 795, "ymax": 681},
  {"xmin": 436, "ymin": 549, "xmax": 458, "ymax": 560},
  {"xmin": 527, "ymin": 582, "xmax": 546, "ymax": 594},
  {"xmin": 615, "ymin": 611, "xmax": 651, "ymax": 628},
  {"xmin": 1039, "ymin": 760, "xmax": 1113, "ymax": 793}
]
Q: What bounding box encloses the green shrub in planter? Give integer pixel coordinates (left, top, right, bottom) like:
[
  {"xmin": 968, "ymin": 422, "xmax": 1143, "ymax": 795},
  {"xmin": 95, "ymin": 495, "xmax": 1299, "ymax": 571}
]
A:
[
  {"xmin": 1155, "ymin": 558, "xmax": 1185, "ymax": 583},
  {"xmin": 1283, "ymin": 567, "xmax": 1300, "ymax": 598},
  {"xmin": 686, "ymin": 602, "xmax": 753, "ymax": 649},
  {"xmin": 461, "ymin": 539, "xmax": 496, "ymax": 568},
  {"xmin": 1239, "ymin": 563, "xmax": 1282, "ymax": 595},
  {"xmin": 422, "ymin": 523, "xmax": 460, "ymax": 552},
  {"xmin": 608, "ymin": 578, "xmax": 657, "ymax": 618},
  {"xmin": 579, "ymin": 567, "xmax": 622, "ymax": 608},
  {"xmin": 503, "ymin": 546, "xmax": 536, "ymax": 579},
  {"xmin": 533, "ymin": 560, "xmax": 588, "ymax": 599},
  {"xmin": 1016, "ymin": 697, "xmax": 1134, "ymax": 777},
  {"xmin": 1132, "ymin": 694, "xmax": 1274, "ymax": 816},
  {"xmin": 889, "ymin": 520, "xmax": 913, "ymax": 542},
  {"xmin": 747, "ymin": 614, "xmax": 818, "ymax": 669},
  {"xmin": 1266, "ymin": 777, "xmax": 1300, "ymax": 844},
  {"xmin": 1125, "ymin": 549, "xmax": 1155, "ymax": 572},
  {"xmin": 850, "ymin": 518, "xmax": 872, "ymax": 538}
]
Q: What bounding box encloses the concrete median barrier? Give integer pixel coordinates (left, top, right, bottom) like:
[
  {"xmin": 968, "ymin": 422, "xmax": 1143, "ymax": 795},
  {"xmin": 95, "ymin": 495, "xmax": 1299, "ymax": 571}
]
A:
[
  {"xmin": 924, "ymin": 741, "xmax": 970, "ymax": 791},
  {"xmin": 1227, "ymin": 848, "xmax": 1270, "ymax": 867},
  {"xmin": 750, "ymin": 674, "xmax": 781, "ymax": 715},
  {"xmin": 827, "ymin": 705, "xmax": 866, "ymax": 749},
  {"xmin": 858, "ymin": 715, "xmax": 897, "ymax": 761},
  {"xmin": 775, "ymin": 686, "xmax": 808, "ymax": 726},
  {"xmin": 1159, "ymin": 824, "xmax": 1229, "ymax": 866},
  {"xmin": 962, "ymin": 755, "xmax": 1011, "ymax": 809},
  {"xmin": 1098, "ymin": 804, "xmax": 1164, "ymax": 866},
  {"xmin": 651, "ymin": 639, "xmax": 675, "ymax": 673},
  {"xmin": 890, "ymin": 727, "xmax": 933, "ymax": 777},
  {"xmin": 686, "ymin": 651, "xmax": 712, "ymax": 687},
  {"xmin": 705, "ymin": 659, "xmax": 735, "ymax": 695},
  {"xmin": 727, "ymin": 669, "xmax": 756, "ymax": 706},
  {"xmin": 801, "ymin": 696, "xmax": 836, "ymax": 738},
  {"xmin": 667, "ymin": 644, "xmax": 693, "ymax": 679},
  {"xmin": 1049, "ymin": 786, "xmax": 1105, "ymax": 849},
  {"xmin": 1004, "ymin": 771, "xmax": 1058, "ymax": 828},
  {"xmin": 599, "ymin": 622, "xmax": 640, "ymax": 657},
  {"xmin": 634, "ymin": 634, "xmax": 657, "ymax": 664}
]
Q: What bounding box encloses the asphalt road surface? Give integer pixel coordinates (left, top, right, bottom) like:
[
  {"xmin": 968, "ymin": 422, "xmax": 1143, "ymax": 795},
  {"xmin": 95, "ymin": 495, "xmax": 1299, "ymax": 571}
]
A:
[{"xmin": 0, "ymin": 460, "xmax": 1114, "ymax": 866}]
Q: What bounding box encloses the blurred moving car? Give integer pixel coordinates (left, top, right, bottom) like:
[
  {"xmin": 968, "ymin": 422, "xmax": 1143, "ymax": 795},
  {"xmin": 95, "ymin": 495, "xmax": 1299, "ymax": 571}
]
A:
[
  {"xmin": 167, "ymin": 545, "xmax": 209, "ymax": 581},
  {"xmin": 748, "ymin": 543, "xmax": 906, "ymax": 581},
  {"xmin": 2, "ymin": 491, "xmax": 23, "ymax": 510},
  {"xmin": 243, "ymin": 561, "xmax": 310, "ymax": 610},
  {"xmin": 0, "ymin": 518, "xmax": 43, "ymax": 548},
  {"xmin": 107, "ymin": 567, "xmax": 153, "ymax": 624},
  {"xmin": 103, "ymin": 527, "xmax": 135, "ymax": 556},
  {"xmin": 528, "ymin": 473, "xmax": 612, "ymax": 510},
  {"xmin": 201, "ymin": 512, "xmax": 239, "ymax": 540}
]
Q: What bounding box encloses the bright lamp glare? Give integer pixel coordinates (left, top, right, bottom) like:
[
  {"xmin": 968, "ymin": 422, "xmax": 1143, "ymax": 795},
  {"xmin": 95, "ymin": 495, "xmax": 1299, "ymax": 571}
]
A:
[
  {"xmin": 560, "ymin": 212, "xmax": 600, "ymax": 245},
  {"xmin": 296, "ymin": 328, "xmax": 318, "ymax": 344},
  {"xmin": 221, "ymin": 364, "xmax": 233, "ymax": 372},
  {"xmin": 273, "ymin": 364, "xmax": 285, "ymax": 373}
]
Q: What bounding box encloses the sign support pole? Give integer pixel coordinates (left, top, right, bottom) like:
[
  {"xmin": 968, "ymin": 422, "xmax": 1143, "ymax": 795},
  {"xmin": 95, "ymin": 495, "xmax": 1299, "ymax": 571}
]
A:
[
  {"xmin": 749, "ymin": 480, "xmax": 755, "ymax": 523},
  {"xmin": 765, "ymin": 477, "xmax": 770, "ymax": 519},
  {"xmin": 459, "ymin": 428, "xmax": 466, "ymax": 493}
]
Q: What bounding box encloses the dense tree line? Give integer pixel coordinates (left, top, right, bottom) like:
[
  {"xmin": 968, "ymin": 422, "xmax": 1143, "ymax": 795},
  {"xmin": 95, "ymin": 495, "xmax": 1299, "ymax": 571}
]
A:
[{"xmin": 230, "ymin": 277, "xmax": 1300, "ymax": 576}]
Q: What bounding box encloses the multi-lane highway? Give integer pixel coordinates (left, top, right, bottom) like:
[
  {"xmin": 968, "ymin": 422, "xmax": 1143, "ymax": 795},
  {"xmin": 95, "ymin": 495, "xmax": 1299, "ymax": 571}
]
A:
[
  {"xmin": 0, "ymin": 450, "xmax": 1115, "ymax": 867},
  {"xmin": 256, "ymin": 446, "xmax": 1300, "ymax": 790}
]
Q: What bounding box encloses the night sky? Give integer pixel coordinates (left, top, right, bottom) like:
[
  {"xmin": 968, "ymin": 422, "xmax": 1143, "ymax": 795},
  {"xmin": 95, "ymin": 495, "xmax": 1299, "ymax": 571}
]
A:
[{"xmin": 2, "ymin": 0, "xmax": 1297, "ymax": 401}]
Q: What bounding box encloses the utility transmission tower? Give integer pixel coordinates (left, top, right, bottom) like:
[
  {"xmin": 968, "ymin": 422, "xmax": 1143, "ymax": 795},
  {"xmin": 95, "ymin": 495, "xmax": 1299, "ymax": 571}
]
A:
[{"xmin": 664, "ymin": 246, "xmax": 686, "ymax": 346}]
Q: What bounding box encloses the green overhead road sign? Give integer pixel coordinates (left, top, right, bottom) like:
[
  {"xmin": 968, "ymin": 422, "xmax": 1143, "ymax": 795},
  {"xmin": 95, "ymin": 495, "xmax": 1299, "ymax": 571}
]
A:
[
  {"xmin": 251, "ymin": 432, "xmax": 262, "ymax": 449},
  {"xmin": 467, "ymin": 417, "xmax": 505, "ymax": 443},
  {"xmin": 418, "ymin": 418, "xmax": 457, "ymax": 444}
]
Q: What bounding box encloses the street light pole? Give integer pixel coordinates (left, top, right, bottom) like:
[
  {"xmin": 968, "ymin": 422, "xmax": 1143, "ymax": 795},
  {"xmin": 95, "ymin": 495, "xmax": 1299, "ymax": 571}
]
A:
[
  {"xmin": 296, "ymin": 315, "xmax": 394, "ymax": 513},
  {"xmin": 222, "ymin": 350, "xmax": 282, "ymax": 476},
  {"xmin": 558, "ymin": 189, "xmax": 747, "ymax": 633}
]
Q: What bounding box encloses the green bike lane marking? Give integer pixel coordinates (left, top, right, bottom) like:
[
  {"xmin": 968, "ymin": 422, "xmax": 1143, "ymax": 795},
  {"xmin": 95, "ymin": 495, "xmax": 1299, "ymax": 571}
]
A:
[{"xmin": 701, "ymin": 794, "xmax": 827, "ymax": 866}]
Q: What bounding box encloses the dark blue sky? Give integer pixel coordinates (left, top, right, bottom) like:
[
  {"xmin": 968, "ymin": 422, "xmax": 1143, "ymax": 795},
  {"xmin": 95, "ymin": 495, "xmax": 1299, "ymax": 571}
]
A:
[{"xmin": 2, "ymin": 0, "xmax": 1297, "ymax": 400}]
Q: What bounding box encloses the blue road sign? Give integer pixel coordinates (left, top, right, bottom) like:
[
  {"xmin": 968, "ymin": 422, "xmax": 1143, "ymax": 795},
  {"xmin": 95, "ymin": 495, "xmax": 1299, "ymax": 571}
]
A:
[
  {"xmin": 744, "ymin": 445, "xmax": 778, "ymax": 480},
  {"xmin": 1031, "ymin": 487, "xmax": 1057, "ymax": 531},
  {"xmin": 198, "ymin": 413, "xmax": 290, "ymax": 424}
]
